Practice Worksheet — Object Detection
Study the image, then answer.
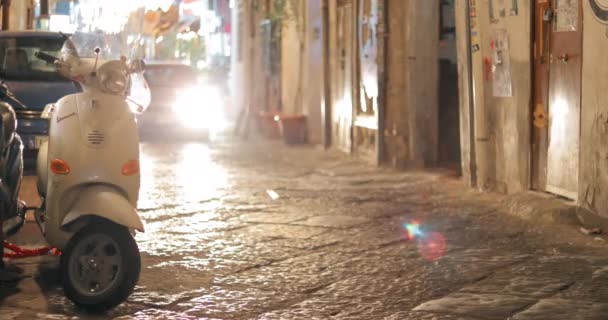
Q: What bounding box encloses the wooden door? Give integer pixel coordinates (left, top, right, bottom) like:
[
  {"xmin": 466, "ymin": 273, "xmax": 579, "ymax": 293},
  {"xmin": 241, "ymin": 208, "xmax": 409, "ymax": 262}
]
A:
[
  {"xmin": 532, "ymin": 0, "xmax": 551, "ymax": 190},
  {"xmin": 533, "ymin": 0, "xmax": 582, "ymax": 199},
  {"xmin": 546, "ymin": 0, "xmax": 582, "ymax": 199}
]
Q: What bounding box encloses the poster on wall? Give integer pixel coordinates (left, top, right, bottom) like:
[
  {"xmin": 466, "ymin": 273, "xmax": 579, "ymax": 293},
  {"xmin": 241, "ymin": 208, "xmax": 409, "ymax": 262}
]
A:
[
  {"xmin": 491, "ymin": 29, "xmax": 513, "ymax": 97},
  {"xmin": 359, "ymin": 0, "xmax": 378, "ymax": 113},
  {"xmin": 554, "ymin": 0, "xmax": 579, "ymax": 32}
]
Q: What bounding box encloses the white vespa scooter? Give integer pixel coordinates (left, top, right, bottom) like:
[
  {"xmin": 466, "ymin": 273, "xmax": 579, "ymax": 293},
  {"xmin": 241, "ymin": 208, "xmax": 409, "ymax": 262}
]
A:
[{"xmin": 30, "ymin": 32, "xmax": 149, "ymax": 310}]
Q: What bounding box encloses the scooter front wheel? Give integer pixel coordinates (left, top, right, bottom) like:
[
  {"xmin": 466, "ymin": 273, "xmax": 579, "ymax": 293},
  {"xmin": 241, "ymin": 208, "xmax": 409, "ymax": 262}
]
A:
[{"xmin": 61, "ymin": 221, "xmax": 140, "ymax": 311}]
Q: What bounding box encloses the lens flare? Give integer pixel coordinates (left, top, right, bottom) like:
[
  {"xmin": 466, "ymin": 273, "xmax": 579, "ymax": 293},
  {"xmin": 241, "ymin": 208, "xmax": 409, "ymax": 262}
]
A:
[
  {"xmin": 404, "ymin": 222, "xmax": 423, "ymax": 240},
  {"xmin": 418, "ymin": 232, "xmax": 447, "ymax": 261},
  {"xmin": 403, "ymin": 221, "xmax": 448, "ymax": 261}
]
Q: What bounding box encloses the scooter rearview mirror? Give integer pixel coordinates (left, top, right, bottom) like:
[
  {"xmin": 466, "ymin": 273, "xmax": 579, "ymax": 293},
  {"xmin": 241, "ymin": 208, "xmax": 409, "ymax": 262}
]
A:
[
  {"xmin": 92, "ymin": 47, "xmax": 101, "ymax": 76},
  {"xmin": 130, "ymin": 59, "xmax": 146, "ymax": 74},
  {"xmin": 0, "ymin": 83, "xmax": 8, "ymax": 98}
]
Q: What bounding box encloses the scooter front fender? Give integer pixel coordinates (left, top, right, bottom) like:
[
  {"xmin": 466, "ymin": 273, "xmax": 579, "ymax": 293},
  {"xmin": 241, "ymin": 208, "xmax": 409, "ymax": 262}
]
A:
[{"xmin": 61, "ymin": 185, "xmax": 144, "ymax": 232}]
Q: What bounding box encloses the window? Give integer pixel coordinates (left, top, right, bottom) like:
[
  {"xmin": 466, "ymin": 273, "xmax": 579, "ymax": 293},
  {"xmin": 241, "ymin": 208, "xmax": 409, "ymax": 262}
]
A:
[{"xmin": 0, "ymin": 36, "xmax": 65, "ymax": 81}]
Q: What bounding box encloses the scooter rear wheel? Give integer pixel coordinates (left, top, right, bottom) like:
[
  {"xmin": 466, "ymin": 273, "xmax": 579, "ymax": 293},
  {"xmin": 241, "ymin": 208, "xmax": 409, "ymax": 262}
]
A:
[{"xmin": 61, "ymin": 221, "xmax": 140, "ymax": 311}]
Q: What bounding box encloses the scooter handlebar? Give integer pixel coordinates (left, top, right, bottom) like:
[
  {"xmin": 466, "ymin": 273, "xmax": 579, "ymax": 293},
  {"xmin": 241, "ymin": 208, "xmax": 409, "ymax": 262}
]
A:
[
  {"xmin": 0, "ymin": 83, "xmax": 27, "ymax": 110},
  {"xmin": 35, "ymin": 51, "xmax": 58, "ymax": 64}
]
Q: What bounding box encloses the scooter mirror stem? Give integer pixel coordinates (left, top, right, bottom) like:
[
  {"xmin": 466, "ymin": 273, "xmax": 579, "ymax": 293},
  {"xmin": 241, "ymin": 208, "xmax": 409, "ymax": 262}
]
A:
[{"xmin": 91, "ymin": 47, "xmax": 101, "ymax": 77}]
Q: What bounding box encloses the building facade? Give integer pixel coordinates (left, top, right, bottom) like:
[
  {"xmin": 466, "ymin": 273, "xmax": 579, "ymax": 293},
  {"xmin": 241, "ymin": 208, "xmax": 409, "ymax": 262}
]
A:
[
  {"xmin": 233, "ymin": 0, "xmax": 608, "ymax": 217},
  {"xmin": 456, "ymin": 0, "xmax": 608, "ymax": 218}
]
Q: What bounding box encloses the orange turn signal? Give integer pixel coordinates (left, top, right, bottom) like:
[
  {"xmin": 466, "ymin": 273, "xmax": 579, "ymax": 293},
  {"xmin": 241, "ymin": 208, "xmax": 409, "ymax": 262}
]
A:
[
  {"xmin": 50, "ymin": 159, "xmax": 70, "ymax": 175},
  {"xmin": 122, "ymin": 160, "xmax": 140, "ymax": 176}
]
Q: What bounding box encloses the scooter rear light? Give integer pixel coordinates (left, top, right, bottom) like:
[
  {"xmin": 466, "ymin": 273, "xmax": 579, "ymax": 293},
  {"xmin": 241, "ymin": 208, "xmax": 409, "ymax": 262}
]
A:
[
  {"xmin": 122, "ymin": 160, "xmax": 139, "ymax": 176},
  {"xmin": 50, "ymin": 159, "xmax": 70, "ymax": 175}
]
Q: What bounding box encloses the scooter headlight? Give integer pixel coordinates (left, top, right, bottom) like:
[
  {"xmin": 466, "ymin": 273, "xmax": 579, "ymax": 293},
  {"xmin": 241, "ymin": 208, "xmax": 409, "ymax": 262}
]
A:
[{"xmin": 97, "ymin": 61, "xmax": 129, "ymax": 94}]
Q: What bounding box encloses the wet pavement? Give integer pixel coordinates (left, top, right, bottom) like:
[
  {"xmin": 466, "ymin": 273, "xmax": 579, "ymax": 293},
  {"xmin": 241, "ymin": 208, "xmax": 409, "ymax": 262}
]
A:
[{"xmin": 3, "ymin": 138, "xmax": 608, "ymax": 319}]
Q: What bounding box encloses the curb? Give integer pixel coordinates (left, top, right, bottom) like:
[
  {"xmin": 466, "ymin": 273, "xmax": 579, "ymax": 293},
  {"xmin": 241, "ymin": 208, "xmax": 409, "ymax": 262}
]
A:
[{"xmin": 500, "ymin": 191, "xmax": 608, "ymax": 231}]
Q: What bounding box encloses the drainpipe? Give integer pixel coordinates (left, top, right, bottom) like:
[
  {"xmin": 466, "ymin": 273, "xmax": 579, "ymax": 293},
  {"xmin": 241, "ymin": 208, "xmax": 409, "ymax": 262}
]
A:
[
  {"xmin": 464, "ymin": 0, "xmax": 477, "ymax": 185},
  {"xmin": 375, "ymin": 0, "xmax": 388, "ymax": 165},
  {"xmin": 471, "ymin": 3, "xmax": 489, "ymax": 190},
  {"xmin": 1, "ymin": 0, "xmax": 10, "ymax": 31},
  {"xmin": 322, "ymin": 0, "xmax": 332, "ymax": 149}
]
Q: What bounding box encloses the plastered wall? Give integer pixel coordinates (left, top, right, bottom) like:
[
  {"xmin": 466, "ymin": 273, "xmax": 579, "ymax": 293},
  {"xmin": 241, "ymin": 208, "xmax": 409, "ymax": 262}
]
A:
[
  {"xmin": 580, "ymin": 1, "xmax": 608, "ymax": 217},
  {"xmin": 303, "ymin": 0, "xmax": 325, "ymax": 145},
  {"xmin": 467, "ymin": 0, "xmax": 531, "ymax": 193},
  {"xmin": 383, "ymin": 0, "xmax": 439, "ymax": 168},
  {"xmin": 281, "ymin": 0, "xmax": 305, "ymax": 116}
]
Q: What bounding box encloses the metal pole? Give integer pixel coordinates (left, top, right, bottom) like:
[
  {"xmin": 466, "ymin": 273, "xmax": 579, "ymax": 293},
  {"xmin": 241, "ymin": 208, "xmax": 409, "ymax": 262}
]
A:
[
  {"xmin": 322, "ymin": 0, "xmax": 332, "ymax": 149},
  {"xmin": 464, "ymin": 0, "xmax": 477, "ymax": 186}
]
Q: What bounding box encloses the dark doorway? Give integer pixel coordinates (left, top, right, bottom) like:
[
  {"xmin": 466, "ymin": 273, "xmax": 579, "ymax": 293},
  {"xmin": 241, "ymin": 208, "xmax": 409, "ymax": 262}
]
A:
[{"xmin": 438, "ymin": 0, "xmax": 461, "ymax": 172}]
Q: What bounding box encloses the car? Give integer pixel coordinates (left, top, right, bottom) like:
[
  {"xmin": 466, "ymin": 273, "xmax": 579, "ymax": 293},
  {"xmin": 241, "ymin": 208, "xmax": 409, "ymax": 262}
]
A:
[
  {"xmin": 138, "ymin": 62, "xmax": 224, "ymax": 140},
  {"xmin": 0, "ymin": 31, "xmax": 80, "ymax": 169}
]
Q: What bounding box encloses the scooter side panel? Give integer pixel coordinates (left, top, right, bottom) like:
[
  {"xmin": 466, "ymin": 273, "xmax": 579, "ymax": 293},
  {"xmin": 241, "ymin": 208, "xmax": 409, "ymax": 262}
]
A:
[{"xmin": 43, "ymin": 92, "xmax": 141, "ymax": 249}]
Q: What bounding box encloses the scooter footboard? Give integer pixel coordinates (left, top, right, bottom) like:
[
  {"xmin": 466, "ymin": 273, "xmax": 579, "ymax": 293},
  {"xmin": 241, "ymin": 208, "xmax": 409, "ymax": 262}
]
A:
[{"xmin": 61, "ymin": 185, "xmax": 144, "ymax": 232}]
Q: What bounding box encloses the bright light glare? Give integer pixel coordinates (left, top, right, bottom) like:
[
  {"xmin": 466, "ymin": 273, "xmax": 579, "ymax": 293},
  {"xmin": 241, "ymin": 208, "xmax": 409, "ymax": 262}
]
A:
[
  {"xmin": 172, "ymin": 87, "xmax": 227, "ymax": 132},
  {"xmin": 403, "ymin": 221, "xmax": 448, "ymax": 261},
  {"xmin": 138, "ymin": 143, "xmax": 229, "ymax": 208},
  {"xmin": 549, "ymin": 97, "xmax": 568, "ymax": 146},
  {"xmin": 404, "ymin": 222, "xmax": 424, "ymax": 240}
]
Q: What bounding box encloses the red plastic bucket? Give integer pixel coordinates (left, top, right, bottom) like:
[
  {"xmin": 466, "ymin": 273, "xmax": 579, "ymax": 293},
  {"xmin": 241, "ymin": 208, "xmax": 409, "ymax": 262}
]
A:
[
  {"xmin": 257, "ymin": 112, "xmax": 281, "ymax": 139},
  {"xmin": 278, "ymin": 115, "xmax": 307, "ymax": 145}
]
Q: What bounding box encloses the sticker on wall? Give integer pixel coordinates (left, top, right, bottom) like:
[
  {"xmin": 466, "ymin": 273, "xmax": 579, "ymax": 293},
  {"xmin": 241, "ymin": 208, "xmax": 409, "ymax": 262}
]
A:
[
  {"xmin": 359, "ymin": 0, "xmax": 379, "ymax": 105},
  {"xmin": 554, "ymin": 0, "xmax": 579, "ymax": 32},
  {"xmin": 511, "ymin": 0, "xmax": 519, "ymax": 16},
  {"xmin": 534, "ymin": 103, "xmax": 549, "ymax": 128},
  {"xmin": 469, "ymin": 0, "xmax": 479, "ymax": 53},
  {"xmin": 484, "ymin": 57, "xmax": 492, "ymax": 81},
  {"xmin": 491, "ymin": 29, "xmax": 513, "ymax": 97},
  {"xmin": 498, "ymin": 0, "xmax": 507, "ymax": 18},
  {"xmin": 489, "ymin": 0, "xmax": 498, "ymax": 23}
]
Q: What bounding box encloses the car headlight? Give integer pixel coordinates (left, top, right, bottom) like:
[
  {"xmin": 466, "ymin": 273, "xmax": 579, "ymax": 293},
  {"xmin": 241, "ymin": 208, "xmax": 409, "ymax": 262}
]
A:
[
  {"xmin": 172, "ymin": 87, "xmax": 226, "ymax": 131},
  {"xmin": 97, "ymin": 61, "xmax": 129, "ymax": 94}
]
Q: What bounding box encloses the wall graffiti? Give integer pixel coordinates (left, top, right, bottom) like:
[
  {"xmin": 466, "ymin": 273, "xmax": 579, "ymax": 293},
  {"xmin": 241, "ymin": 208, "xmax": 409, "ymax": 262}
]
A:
[
  {"xmin": 358, "ymin": 0, "xmax": 378, "ymax": 114},
  {"xmin": 589, "ymin": 0, "xmax": 608, "ymax": 23}
]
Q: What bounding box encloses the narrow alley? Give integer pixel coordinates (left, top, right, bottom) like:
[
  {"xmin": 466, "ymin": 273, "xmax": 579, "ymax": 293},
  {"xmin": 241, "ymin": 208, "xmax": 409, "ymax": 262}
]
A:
[{"xmin": 2, "ymin": 139, "xmax": 608, "ymax": 319}]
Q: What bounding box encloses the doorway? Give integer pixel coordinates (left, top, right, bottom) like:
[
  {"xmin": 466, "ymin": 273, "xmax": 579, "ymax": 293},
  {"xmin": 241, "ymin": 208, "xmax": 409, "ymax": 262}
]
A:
[
  {"xmin": 532, "ymin": 0, "xmax": 582, "ymax": 199},
  {"xmin": 438, "ymin": 0, "xmax": 461, "ymax": 172}
]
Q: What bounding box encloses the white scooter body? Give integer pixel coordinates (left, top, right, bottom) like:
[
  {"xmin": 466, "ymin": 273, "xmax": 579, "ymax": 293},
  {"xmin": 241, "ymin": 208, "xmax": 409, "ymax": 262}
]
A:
[
  {"xmin": 36, "ymin": 90, "xmax": 144, "ymax": 249},
  {"xmin": 17, "ymin": 21, "xmax": 151, "ymax": 311},
  {"xmin": 34, "ymin": 53, "xmax": 146, "ymax": 250}
]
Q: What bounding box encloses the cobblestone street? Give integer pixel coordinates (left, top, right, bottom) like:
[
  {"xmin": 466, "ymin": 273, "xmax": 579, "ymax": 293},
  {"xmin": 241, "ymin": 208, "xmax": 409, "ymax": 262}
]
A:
[{"xmin": 2, "ymin": 139, "xmax": 608, "ymax": 319}]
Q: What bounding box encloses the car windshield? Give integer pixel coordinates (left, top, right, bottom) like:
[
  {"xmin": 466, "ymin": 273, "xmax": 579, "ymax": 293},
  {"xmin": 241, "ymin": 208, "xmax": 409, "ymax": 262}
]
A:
[
  {"xmin": 144, "ymin": 65, "xmax": 197, "ymax": 87},
  {"xmin": 0, "ymin": 36, "xmax": 66, "ymax": 81}
]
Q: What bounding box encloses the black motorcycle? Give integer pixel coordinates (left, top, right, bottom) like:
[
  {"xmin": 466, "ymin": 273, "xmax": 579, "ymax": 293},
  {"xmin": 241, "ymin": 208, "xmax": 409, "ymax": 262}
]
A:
[{"xmin": 0, "ymin": 82, "xmax": 29, "ymax": 252}]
